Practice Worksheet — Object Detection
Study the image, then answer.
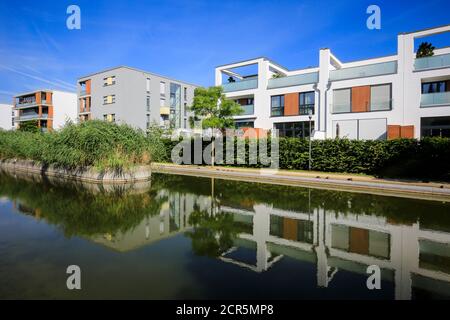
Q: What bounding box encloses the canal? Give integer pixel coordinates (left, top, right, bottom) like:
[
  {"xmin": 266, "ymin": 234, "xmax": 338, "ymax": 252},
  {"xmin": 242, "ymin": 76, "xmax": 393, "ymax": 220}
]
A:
[{"xmin": 0, "ymin": 172, "xmax": 449, "ymax": 299}]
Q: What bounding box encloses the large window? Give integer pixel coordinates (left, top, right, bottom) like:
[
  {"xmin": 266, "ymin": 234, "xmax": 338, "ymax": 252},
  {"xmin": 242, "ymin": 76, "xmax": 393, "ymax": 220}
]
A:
[
  {"xmin": 160, "ymin": 82, "xmax": 166, "ymax": 95},
  {"xmin": 271, "ymin": 95, "xmax": 284, "ymax": 116},
  {"xmin": 422, "ymin": 81, "xmax": 446, "ymax": 94},
  {"xmin": 333, "ymin": 89, "xmax": 351, "ymax": 113},
  {"xmin": 421, "ymin": 116, "xmax": 450, "ymax": 138},
  {"xmin": 146, "ymin": 96, "xmax": 151, "ymax": 111},
  {"xmin": 274, "ymin": 121, "xmax": 313, "ymax": 138},
  {"xmin": 299, "ymin": 91, "xmax": 315, "ymax": 115},
  {"xmin": 370, "ymin": 84, "xmax": 391, "ymax": 111},
  {"xmin": 235, "ymin": 121, "xmax": 254, "ymax": 129}
]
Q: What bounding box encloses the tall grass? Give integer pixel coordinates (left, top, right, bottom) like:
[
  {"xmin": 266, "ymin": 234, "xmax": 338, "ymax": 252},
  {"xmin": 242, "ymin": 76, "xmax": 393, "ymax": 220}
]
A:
[{"xmin": 0, "ymin": 121, "xmax": 153, "ymax": 171}]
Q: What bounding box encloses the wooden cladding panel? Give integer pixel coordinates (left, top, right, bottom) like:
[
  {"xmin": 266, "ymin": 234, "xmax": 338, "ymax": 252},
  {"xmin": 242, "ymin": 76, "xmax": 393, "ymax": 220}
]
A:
[
  {"xmin": 387, "ymin": 125, "xmax": 401, "ymax": 140},
  {"xmin": 400, "ymin": 125, "xmax": 414, "ymax": 138},
  {"xmin": 351, "ymin": 86, "xmax": 370, "ymax": 113},
  {"xmin": 36, "ymin": 92, "xmax": 42, "ymax": 104},
  {"xmin": 349, "ymin": 227, "xmax": 369, "ymax": 255},
  {"xmin": 284, "ymin": 93, "xmax": 299, "ymax": 116},
  {"xmin": 86, "ymin": 80, "xmax": 91, "ymax": 94},
  {"xmin": 48, "ymin": 106, "xmax": 54, "ymax": 118},
  {"xmin": 46, "ymin": 92, "xmax": 53, "ymax": 104},
  {"xmin": 283, "ymin": 218, "xmax": 298, "ymax": 241}
]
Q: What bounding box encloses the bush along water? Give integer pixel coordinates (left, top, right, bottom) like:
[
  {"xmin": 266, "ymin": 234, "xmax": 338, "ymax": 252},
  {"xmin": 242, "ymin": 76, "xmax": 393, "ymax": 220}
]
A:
[
  {"xmin": 158, "ymin": 136, "xmax": 450, "ymax": 181},
  {"xmin": 0, "ymin": 121, "xmax": 153, "ymax": 171}
]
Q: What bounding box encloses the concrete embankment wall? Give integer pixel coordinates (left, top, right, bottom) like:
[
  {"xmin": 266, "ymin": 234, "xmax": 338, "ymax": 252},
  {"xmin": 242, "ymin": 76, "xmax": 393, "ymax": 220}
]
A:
[{"xmin": 0, "ymin": 159, "xmax": 151, "ymax": 184}]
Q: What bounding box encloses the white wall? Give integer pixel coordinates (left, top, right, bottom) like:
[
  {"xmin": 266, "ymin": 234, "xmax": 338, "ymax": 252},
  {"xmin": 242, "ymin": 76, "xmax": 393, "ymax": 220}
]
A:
[
  {"xmin": 52, "ymin": 91, "xmax": 78, "ymax": 130},
  {"xmin": 0, "ymin": 104, "xmax": 14, "ymax": 130}
]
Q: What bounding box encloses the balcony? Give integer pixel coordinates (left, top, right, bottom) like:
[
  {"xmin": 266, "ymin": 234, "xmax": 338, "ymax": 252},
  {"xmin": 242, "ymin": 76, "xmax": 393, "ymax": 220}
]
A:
[
  {"xmin": 268, "ymin": 72, "xmax": 319, "ymax": 89},
  {"xmin": 421, "ymin": 92, "xmax": 450, "ymax": 107},
  {"xmin": 223, "ymin": 78, "xmax": 258, "ymax": 93},
  {"xmin": 17, "ymin": 113, "xmax": 49, "ymax": 121},
  {"xmin": 238, "ymin": 104, "xmax": 254, "ymax": 116},
  {"xmin": 415, "ymin": 53, "xmax": 450, "ymax": 71},
  {"xmin": 15, "ymin": 100, "xmax": 37, "ymax": 108},
  {"xmin": 330, "ymin": 61, "xmax": 397, "ymax": 81}
]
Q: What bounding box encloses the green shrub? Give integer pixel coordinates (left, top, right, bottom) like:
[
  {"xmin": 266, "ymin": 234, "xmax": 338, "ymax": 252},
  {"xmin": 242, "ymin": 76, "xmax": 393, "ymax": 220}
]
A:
[
  {"xmin": 159, "ymin": 137, "xmax": 450, "ymax": 181},
  {"xmin": 0, "ymin": 121, "xmax": 152, "ymax": 171}
]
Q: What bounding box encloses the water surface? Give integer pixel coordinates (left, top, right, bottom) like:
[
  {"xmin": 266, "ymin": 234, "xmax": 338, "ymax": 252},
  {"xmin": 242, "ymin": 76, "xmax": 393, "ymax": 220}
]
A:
[{"xmin": 0, "ymin": 172, "xmax": 449, "ymax": 299}]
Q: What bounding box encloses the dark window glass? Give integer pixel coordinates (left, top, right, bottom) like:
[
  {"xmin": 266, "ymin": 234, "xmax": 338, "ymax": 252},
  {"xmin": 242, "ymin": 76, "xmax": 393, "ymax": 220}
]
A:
[
  {"xmin": 271, "ymin": 95, "xmax": 284, "ymax": 116},
  {"xmin": 274, "ymin": 121, "xmax": 313, "ymax": 138},
  {"xmin": 422, "ymin": 81, "xmax": 446, "ymax": 94},
  {"xmin": 299, "ymin": 91, "xmax": 315, "ymax": 115}
]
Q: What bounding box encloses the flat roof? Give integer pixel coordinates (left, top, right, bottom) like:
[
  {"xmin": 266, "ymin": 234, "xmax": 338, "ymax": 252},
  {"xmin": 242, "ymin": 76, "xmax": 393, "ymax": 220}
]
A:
[
  {"xmin": 77, "ymin": 65, "xmax": 200, "ymax": 87},
  {"xmin": 401, "ymin": 23, "xmax": 450, "ymax": 35}
]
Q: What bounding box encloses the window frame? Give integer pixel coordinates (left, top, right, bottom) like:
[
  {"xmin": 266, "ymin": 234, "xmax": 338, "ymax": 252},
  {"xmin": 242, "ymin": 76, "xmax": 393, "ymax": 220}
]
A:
[{"xmin": 270, "ymin": 95, "xmax": 285, "ymax": 117}]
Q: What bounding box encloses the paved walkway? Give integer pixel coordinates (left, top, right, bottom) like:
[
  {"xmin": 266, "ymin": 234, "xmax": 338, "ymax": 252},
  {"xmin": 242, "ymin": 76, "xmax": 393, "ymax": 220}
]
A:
[{"xmin": 151, "ymin": 163, "xmax": 450, "ymax": 201}]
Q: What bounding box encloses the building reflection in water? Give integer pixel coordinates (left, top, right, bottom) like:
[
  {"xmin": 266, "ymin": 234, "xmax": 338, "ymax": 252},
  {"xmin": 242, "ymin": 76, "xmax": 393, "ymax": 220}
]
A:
[{"xmin": 9, "ymin": 175, "xmax": 450, "ymax": 300}]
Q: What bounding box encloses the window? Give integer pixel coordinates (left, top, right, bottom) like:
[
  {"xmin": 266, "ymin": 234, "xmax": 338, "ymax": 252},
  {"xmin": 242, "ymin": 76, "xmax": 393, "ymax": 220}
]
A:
[
  {"xmin": 103, "ymin": 76, "xmax": 116, "ymax": 86},
  {"xmin": 333, "ymin": 89, "xmax": 351, "ymax": 113},
  {"xmin": 146, "ymin": 114, "xmax": 151, "ymax": 129},
  {"xmin": 235, "ymin": 98, "xmax": 254, "ymax": 106},
  {"xmin": 299, "ymin": 91, "xmax": 315, "ymax": 115},
  {"xmin": 235, "ymin": 121, "xmax": 254, "ymax": 129},
  {"xmin": 370, "ymin": 84, "xmax": 391, "ymax": 111},
  {"xmin": 41, "ymin": 92, "xmax": 47, "ymax": 102},
  {"xmin": 160, "ymin": 98, "xmax": 166, "ymax": 107},
  {"xmin": 184, "ymin": 87, "xmax": 187, "ymax": 100},
  {"xmin": 422, "ymin": 81, "xmax": 446, "ymax": 94},
  {"xmin": 184, "ymin": 103, "xmax": 188, "ymax": 117},
  {"xmin": 274, "ymin": 121, "xmax": 313, "ymax": 138},
  {"xmin": 160, "ymin": 82, "xmax": 166, "ymax": 95},
  {"xmin": 103, "ymin": 114, "xmax": 115, "ymax": 123},
  {"xmin": 146, "ymin": 78, "xmax": 151, "ymax": 93},
  {"xmin": 421, "ymin": 116, "xmax": 450, "ymax": 138},
  {"xmin": 146, "ymin": 96, "xmax": 151, "ymax": 111},
  {"xmin": 271, "ymin": 95, "xmax": 284, "ymax": 116},
  {"xmin": 103, "ymin": 95, "xmax": 115, "ymax": 105}
]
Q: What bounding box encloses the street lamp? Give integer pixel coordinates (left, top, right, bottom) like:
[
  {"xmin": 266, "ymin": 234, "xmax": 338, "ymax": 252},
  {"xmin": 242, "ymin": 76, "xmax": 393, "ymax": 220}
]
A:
[{"xmin": 308, "ymin": 109, "xmax": 313, "ymax": 171}]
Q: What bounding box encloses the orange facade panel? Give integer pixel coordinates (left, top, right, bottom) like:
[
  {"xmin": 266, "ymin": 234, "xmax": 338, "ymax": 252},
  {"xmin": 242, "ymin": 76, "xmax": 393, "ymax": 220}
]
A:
[
  {"xmin": 284, "ymin": 93, "xmax": 299, "ymax": 116},
  {"xmin": 35, "ymin": 92, "xmax": 42, "ymax": 104},
  {"xmin": 283, "ymin": 218, "xmax": 298, "ymax": 241},
  {"xmin": 48, "ymin": 106, "xmax": 54, "ymax": 118},
  {"xmin": 387, "ymin": 125, "xmax": 401, "ymax": 140},
  {"xmin": 400, "ymin": 125, "xmax": 414, "ymax": 139},
  {"xmin": 46, "ymin": 92, "xmax": 53, "ymax": 104},
  {"xmin": 351, "ymin": 86, "xmax": 370, "ymax": 113},
  {"xmin": 349, "ymin": 227, "xmax": 369, "ymax": 255},
  {"xmin": 85, "ymin": 79, "xmax": 91, "ymax": 95}
]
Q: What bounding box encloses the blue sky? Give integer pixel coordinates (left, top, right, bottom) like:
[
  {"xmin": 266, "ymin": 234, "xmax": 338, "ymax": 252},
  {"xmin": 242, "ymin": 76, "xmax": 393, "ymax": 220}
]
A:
[{"xmin": 0, "ymin": 0, "xmax": 450, "ymax": 103}]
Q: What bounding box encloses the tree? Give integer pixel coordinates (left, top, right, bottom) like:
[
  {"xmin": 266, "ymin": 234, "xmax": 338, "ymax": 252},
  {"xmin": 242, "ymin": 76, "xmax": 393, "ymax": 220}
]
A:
[
  {"xmin": 189, "ymin": 86, "xmax": 243, "ymax": 166},
  {"xmin": 189, "ymin": 86, "xmax": 243, "ymax": 131},
  {"xmin": 18, "ymin": 120, "xmax": 40, "ymax": 133},
  {"xmin": 416, "ymin": 42, "xmax": 435, "ymax": 58},
  {"xmin": 227, "ymin": 76, "xmax": 235, "ymax": 83}
]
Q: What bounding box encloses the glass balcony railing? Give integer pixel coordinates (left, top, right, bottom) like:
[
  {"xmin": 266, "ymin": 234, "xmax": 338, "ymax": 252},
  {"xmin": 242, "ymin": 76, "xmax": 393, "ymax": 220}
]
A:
[
  {"xmin": 15, "ymin": 100, "xmax": 37, "ymax": 108},
  {"xmin": 80, "ymin": 90, "xmax": 88, "ymax": 96},
  {"xmin": 415, "ymin": 53, "xmax": 450, "ymax": 71},
  {"xmin": 330, "ymin": 61, "xmax": 397, "ymax": 81},
  {"xmin": 421, "ymin": 92, "xmax": 450, "ymax": 107},
  {"xmin": 238, "ymin": 104, "xmax": 254, "ymax": 116},
  {"xmin": 18, "ymin": 113, "xmax": 49, "ymax": 121},
  {"xmin": 268, "ymin": 72, "xmax": 319, "ymax": 89},
  {"xmin": 223, "ymin": 78, "xmax": 258, "ymax": 93}
]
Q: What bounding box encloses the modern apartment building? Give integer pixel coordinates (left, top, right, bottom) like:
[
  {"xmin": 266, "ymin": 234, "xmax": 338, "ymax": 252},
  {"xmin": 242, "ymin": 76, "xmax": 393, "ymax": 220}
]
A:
[
  {"xmin": 0, "ymin": 104, "xmax": 16, "ymax": 130},
  {"xmin": 13, "ymin": 90, "xmax": 77, "ymax": 131},
  {"xmin": 77, "ymin": 66, "xmax": 198, "ymax": 130},
  {"xmin": 216, "ymin": 25, "xmax": 450, "ymax": 140}
]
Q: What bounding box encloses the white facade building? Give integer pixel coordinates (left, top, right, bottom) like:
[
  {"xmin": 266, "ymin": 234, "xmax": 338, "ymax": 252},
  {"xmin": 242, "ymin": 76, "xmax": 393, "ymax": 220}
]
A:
[
  {"xmin": 216, "ymin": 25, "xmax": 450, "ymax": 140},
  {"xmin": 13, "ymin": 90, "xmax": 77, "ymax": 131},
  {"xmin": 0, "ymin": 104, "xmax": 16, "ymax": 130}
]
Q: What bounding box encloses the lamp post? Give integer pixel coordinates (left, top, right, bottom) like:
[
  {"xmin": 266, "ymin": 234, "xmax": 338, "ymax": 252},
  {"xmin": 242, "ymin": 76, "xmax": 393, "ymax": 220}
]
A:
[{"xmin": 308, "ymin": 109, "xmax": 313, "ymax": 171}]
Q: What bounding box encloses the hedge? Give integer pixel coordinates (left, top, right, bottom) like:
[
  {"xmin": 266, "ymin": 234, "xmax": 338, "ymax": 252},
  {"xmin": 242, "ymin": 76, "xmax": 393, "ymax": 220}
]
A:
[{"xmin": 158, "ymin": 137, "xmax": 450, "ymax": 181}]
